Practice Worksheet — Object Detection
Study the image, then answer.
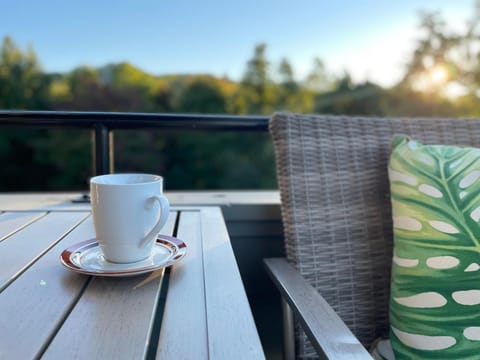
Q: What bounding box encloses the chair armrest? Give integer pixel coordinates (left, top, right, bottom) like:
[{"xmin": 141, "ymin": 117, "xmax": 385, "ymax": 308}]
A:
[{"xmin": 264, "ymin": 258, "xmax": 372, "ymax": 360}]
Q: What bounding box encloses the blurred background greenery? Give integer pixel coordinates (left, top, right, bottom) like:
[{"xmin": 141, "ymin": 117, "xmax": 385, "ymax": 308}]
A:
[{"xmin": 1, "ymin": 10, "xmax": 480, "ymax": 191}]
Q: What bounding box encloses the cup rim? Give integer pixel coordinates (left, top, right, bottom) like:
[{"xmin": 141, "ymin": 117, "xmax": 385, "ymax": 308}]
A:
[{"xmin": 90, "ymin": 173, "xmax": 163, "ymax": 186}]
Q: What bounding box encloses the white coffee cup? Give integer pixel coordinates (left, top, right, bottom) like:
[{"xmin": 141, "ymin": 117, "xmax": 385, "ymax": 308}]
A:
[{"xmin": 90, "ymin": 173, "xmax": 170, "ymax": 263}]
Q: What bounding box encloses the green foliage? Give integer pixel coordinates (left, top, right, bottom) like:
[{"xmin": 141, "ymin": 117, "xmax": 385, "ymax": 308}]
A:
[
  {"xmin": 314, "ymin": 76, "xmax": 388, "ymax": 115},
  {"xmin": 177, "ymin": 78, "xmax": 227, "ymax": 114},
  {"xmin": 0, "ymin": 38, "xmax": 56, "ymax": 190},
  {"xmin": 304, "ymin": 58, "xmax": 334, "ymax": 94},
  {"xmin": 113, "ymin": 130, "xmax": 275, "ymax": 190},
  {"xmin": 0, "ymin": 36, "xmax": 50, "ymax": 109},
  {"xmin": 33, "ymin": 129, "xmax": 92, "ymax": 190},
  {"xmin": 53, "ymin": 66, "xmax": 154, "ymax": 111},
  {"xmin": 276, "ymin": 58, "xmax": 315, "ymax": 112},
  {"xmin": 237, "ymin": 43, "xmax": 277, "ymax": 114},
  {"xmin": 100, "ymin": 62, "xmax": 159, "ymax": 94}
]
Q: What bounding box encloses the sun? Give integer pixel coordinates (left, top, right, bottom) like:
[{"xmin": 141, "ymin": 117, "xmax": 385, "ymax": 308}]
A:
[
  {"xmin": 417, "ymin": 64, "xmax": 467, "ymax": 98},
  {"xmin": 412, "ymin": 63, "xmax": 451, "ymax": 94},
  {"xmin": 429, "ymin": 65, "xmax": 448, "ymax": 85}
]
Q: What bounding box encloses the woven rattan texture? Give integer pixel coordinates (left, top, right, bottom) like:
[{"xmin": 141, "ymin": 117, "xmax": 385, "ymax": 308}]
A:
[{"xmin": 269, "ymin": 112, "xmax": 480, "ymax": 359}]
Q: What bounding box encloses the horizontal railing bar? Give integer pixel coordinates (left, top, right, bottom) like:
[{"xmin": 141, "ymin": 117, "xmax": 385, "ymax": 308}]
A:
[
  {"xmin": 0, "ymin": 111, "xmax": 270, "ymax": 131},
  {"xmin": 0, "ymin": 110, "xmax": 271, "ymax": 176}
]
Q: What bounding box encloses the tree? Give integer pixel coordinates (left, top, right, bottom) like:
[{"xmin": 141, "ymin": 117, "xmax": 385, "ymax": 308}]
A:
[
  {"xmin": 0, "ymin": 37, "xmax": 56, "ymax": 190},
  {"xmin": 274, "ymin": 58, "xmax": 316, "ymax": 112},
  {"xmin": 400, "ymin": 12, "xmax": 455, "ymax": 94},
  {"xmin": 383, "ymin": 6, "xmax": 480, "ymax": 116},
  {"xmin": 153, "ymin": 84, "xmax": 174, "ymax": 112},
  {"xmin": 177, "ymin": 78, "xmax": 227, "ymax": 113},
  {"xmin": 235, "ymin": 43, "xmax": 277, "ymax": 114},
  {"xmin": 399, "ymin": 8, "xmax": 480, "ymax": 99},
  {"xmin": 314, "ymin": 75, "xmax": 389, "ymax": 116},
  {"xmin": 278, "ymin": 59, "xmax": 297, "ymax": 93},
  {"xmin": 305, "ymin": 58, "xmax": 335, "ymax": 94},
  {"xmin": 53, "ymin": 66, "xmax": 151, "ymax": 111},
  {"xmin": 276, "ymin": 59, "xmax": 297, "ymax": 109},
  {"xmin": 0, "ymin": 36, "xmax": 50, "ymax": 109}
]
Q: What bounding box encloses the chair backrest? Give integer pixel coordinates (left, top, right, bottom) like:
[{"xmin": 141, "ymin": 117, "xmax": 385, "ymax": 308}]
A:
[{"xmin": 269, "ymin": 112, "xmax": 480, "ymax": 357}]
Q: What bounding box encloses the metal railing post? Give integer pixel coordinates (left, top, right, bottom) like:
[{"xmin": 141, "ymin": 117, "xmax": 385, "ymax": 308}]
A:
[
  {"xmin": 109, "ymin": 131, "xmax": 114, "ymax": 174},
  {"xmin": 93, "ymin": 123, "xmax": 112, "ymax": 175}
]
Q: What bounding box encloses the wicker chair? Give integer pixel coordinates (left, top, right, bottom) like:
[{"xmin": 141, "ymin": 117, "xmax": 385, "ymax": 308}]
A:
[{"xmin": 264, "ymin": 112, "xmax": 480, "ymax": 359}]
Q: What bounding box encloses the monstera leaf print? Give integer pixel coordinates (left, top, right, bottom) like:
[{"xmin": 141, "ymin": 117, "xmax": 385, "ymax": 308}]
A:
[{"xmin": 389, "ymin": 136, "xmax": 480, "ymax": 359}]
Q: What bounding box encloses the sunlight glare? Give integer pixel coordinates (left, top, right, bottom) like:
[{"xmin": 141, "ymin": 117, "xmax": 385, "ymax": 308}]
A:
[
  {"xmin": 445, "ymin": 82, "xmax": 468, "ymax": 98},
  {"xmin": 412, "ymin": 64, "xmax": 450, "ymax": 94},
  {"xmin": 430, "ymin": 65, "xmax": 448, "ymax": 85}
]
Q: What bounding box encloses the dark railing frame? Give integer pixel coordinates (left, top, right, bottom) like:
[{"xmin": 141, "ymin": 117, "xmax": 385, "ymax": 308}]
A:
[{"xmin": 0, "ymin": 111, "xmax": 269, "ymax": 175}]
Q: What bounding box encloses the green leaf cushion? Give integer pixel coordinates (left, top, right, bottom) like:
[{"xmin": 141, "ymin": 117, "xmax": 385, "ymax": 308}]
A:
[{"xmin": 389, "ymin": 135, "xmax": 480, "ymax": 359}]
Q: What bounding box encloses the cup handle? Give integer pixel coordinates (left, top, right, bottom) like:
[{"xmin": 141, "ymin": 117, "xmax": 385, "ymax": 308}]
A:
[{"xmin": 139, "ymin": 194, "xmax": 170, "ymax": 248}]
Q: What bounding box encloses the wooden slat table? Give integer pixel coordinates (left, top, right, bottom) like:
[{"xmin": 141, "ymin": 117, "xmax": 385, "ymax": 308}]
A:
[{"xmin": 0, "ymin": 196, "xmax": 265, "ymax": 359}]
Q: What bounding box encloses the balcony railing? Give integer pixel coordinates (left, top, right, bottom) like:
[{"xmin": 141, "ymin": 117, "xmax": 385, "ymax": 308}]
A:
[{"xmin": 0, "ymin": 111, "xmax": 269, "ymax": 176}]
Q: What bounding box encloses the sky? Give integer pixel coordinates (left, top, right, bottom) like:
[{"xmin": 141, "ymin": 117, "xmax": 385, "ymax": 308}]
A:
[{"xmin": 2, "ymin": 0, "xmax": 475, "ymax": 87}]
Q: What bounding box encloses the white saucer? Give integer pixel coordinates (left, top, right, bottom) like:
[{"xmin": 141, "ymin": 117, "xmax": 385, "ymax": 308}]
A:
[{"xmin": 60, "ymin": 235, "xmax": 186, "ymax": 277}]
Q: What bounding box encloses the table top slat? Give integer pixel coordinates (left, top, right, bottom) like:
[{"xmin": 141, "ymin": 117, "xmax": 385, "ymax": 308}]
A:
[
  {"xmin": 201, "ymin": 207, "xmax": 265, "ymax": 359},
  {"xmin": 0, "ymin": 211, "xmax": 89, "ymax": 291},
  {"xmin": 0, "ymin": 211, "xmax": 47, "ymax": 242},
  {"xmin": 42, "ymin": 212, "xmax": 178, "ymax": 359},
  {"xmin": 0, "ymin": 215, "xmax": 94, "ymax": 359},
  {"xmin": 157, "ymin": 210, "xmax": 209, "ymax": 359}
]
